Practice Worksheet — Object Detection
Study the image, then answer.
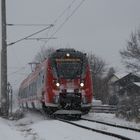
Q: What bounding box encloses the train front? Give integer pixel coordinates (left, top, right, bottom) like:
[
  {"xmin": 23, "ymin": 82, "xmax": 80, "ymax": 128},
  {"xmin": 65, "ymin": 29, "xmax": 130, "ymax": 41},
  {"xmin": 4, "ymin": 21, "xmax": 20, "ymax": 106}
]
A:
[{"xmin": 46, "ymin": 49, "xmax": 93, "ymax": 116}]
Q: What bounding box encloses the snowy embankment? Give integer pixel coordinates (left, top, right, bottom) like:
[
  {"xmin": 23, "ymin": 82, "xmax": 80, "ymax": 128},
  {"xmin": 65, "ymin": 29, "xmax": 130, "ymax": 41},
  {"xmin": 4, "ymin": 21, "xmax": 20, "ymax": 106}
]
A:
[
  {"xmin": 0, "ymin": 118, "xmax": 24, "ymax": 140},
  {"xmin": 0, "ymin": 112, "xmax": 140, "ymax": 140}
]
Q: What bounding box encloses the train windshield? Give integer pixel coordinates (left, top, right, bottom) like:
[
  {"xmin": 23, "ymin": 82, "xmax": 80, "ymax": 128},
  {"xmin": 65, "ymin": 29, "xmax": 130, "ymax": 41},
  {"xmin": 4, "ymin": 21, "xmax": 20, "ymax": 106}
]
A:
[{"xmin": 54, "ymin": 58, "xmax": 84, "ymax": 79}]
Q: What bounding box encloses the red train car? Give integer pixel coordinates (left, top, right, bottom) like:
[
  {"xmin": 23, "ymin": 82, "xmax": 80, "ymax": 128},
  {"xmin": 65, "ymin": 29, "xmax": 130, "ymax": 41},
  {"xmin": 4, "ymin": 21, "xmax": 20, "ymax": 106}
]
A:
[{"xmin": 18, "ymin": 48, "xmax": 93, "ymax": 116}]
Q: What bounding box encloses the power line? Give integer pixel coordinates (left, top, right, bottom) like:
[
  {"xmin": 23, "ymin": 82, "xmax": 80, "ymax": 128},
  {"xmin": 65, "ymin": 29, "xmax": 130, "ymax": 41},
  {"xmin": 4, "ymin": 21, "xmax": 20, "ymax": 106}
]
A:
[
  {"xmin": 25, "ymin": 37, "xmax": 57, "ymax": 41},
  {"xmin": 53, "ymin": 0, "xmax": 76, "ymax": 24},
  {"xmin": 34, "ymin": 0, "xmax": 78, "ymax": 59},
  {"xmin": 7, "ymin": 24, "xmax": 54, "ymax": 46},
  {"xmin": 44, "ymin": 0, "xmax": 76, "ymax": 42},
  {"xmin": 7, "ymin": 24, "xmax": 53, "ymax": 27},
  {"xmin": 44, "ymin": 0, "xmax": 86, "ymax": 45},
  {"xmin": 7, "ymin": 0, "xmax": 82, "ymax": 46}
]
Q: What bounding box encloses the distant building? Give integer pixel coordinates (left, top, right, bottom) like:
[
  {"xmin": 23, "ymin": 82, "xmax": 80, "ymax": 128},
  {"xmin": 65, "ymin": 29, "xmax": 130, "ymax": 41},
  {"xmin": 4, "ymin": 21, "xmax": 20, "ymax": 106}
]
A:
[
  {"xmin": 114, "ymin": 73, "xmax": 140, "ymax": 100},
  {"xmin": 107, "ymin": 73, "xmax": 128, "ymax": 105},
  {"xmin": 108, "ymin": 72, "xmax": 128, "ymax": 96},
  {"xmin": 109, "ymin": 73, "xmax": 140, "ymax": 102},
  {"xmin": 109, "ymin": 73, "xmax": 140, "ymax": 120}
]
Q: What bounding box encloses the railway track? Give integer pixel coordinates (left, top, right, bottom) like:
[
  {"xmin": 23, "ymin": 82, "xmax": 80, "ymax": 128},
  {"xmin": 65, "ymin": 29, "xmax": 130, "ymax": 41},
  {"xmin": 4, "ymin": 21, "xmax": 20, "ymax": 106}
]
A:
[
  {"xmin": 57, "ymin": 118, "xmax": 139, "ymax": 140},
  {"xmin": 81, "ymin": 118, "xmax": 140, "ymax": 132},
  {"xmin": 26, "ymin": 109, "xmax": 139, "ymax": 140},
  {"xmin": 91, "ymin": 105, "xmax": 117, "ymax": 113}
]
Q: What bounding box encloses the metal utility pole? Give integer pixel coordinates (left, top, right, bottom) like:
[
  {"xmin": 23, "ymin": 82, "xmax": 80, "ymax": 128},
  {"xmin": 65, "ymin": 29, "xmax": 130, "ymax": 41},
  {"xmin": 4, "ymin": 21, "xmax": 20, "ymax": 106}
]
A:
[{"xmin": 1, "ymin": 0, "xmax": 8, "ymax": 117}]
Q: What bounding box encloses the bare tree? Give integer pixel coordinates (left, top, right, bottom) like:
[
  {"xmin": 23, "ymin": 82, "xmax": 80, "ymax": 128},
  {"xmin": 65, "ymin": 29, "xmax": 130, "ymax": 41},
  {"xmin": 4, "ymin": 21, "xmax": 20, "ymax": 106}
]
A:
[
  {"xmin": 34, "ymin": 47, "xmax": 55, "ymax": 63},
  {"xmin": 88, "ymin": 54, "xmax": 117, "ymax": 103},
  {"xmin": 119, "ymin": 29, "xmax": 140, "ymax": 120},
  {"xmin": 88, "ymin": 54, "xmax": 106, "ymax": 77},
  {"xmin": 106, "ymin": 67, "xmax": 115, "ymax": 81},
  {"xmin": 88, "ymin": 54, "xmax": 108, "ymax": 102},
  {"xmin": 120, "ymin": 29, "xmax": 140, "ymax": 72},
  {"xmin": 104, "ymin": 67, "xmax": 117, "ymax": 104}
]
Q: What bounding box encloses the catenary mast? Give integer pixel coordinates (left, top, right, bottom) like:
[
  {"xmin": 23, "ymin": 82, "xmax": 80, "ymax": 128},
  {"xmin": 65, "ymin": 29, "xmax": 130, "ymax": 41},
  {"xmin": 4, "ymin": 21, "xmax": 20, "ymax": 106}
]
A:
[{"xmin": 1, "ymin": 0, "xmax": 8, "ymax": 117}]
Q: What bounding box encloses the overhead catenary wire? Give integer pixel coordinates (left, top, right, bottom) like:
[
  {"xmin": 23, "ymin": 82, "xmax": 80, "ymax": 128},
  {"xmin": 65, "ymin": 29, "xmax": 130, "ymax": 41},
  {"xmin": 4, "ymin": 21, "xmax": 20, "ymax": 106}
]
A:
[
  {"xmin": 43, "ymin": 0, "xmax": 86, "ymax": 45},
  {"xmin": 9, "ymin": 0, "xmax": 85, "ymax": 70},
  {"xmin": 25, "ymin": 37, "xmax": 57, "ymax": 41},
  {"xmin": 8, "ymin": 0, "xmax": 86, "ymax": 88},
  {"xmin": 37, "ymin": 0, "xmax": 78, "ymax": 59},
  {"xmin": 7, "ymin": 24, "xmax": 54, "ymax": 46},
  {"xmin": 53, "ymin": 0, "xmax": 76, "ymax": 24},
  {"xmin": 7, "ymin": 0, "xmax": 83, "ymax": 46},
  {"xmin": 7, "ymin": 0, "xmax": 76, "ymax": 46},
  {"xmin": 7, "ymin": 24, "xmax": 53, "ymax": 27},
  {"xmin": 41, "ymin": 0, "xmax": 76, "ymax": 43}
]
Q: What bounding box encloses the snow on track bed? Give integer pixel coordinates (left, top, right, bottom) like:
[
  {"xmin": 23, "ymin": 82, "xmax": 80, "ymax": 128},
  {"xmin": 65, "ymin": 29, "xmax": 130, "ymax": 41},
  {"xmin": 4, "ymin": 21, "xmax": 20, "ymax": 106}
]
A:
[
  {"xmin": 32, "ymin": 119, "xmax": 119, "ymax": 140},
  {"xmin": 0, "ymin": 118, "xmax": 24, "ymax": 140},
  {"xmin": 11, "ymin": 112, "xmax": 45, "ymax": 140},
  {"xmin": 58, "ymin": 119, "xmax": 135, "ymax": 140},
  {"xmin": 13, "ymin": 112, "xmax": 140, "ymax": 140},
  {"xmin": 13, "ymin": 112, "xmax": 119, "ymax": 140},
  {"xmin": 72, "ymin": 120, "xmax": 140, "ymax": 140},
  {"xmin": 81, "ymin": 118, "xmax": 140, "ymax": 132},
  {"xmin": 83, "ymin": 113, "xmax": 140, "ymax": 129},
  {"xmin": 1, "ymin": 112, "xmax": 140, "ymax": 140}
]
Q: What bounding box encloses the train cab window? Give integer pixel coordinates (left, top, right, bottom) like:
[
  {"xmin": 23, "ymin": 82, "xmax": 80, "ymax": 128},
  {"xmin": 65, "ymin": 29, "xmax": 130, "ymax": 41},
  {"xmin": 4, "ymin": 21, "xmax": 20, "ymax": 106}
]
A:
[{"xmin": 55, "ymin": 59, "xmax": 82, "ymax": 79}]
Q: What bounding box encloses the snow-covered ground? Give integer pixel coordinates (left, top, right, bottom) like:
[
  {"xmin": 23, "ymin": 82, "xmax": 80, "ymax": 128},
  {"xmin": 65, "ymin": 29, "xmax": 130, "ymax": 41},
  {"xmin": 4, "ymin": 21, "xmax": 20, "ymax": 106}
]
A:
[
  {"xmin": 0, "ymin": 112, "xmax": 140, "ymax": 140},
  {"xmin": 83, "ymin": 113, "xmax": 140, "ymax": 129},
  {"xmin": 0, "ymin": 117, "xmax": 24, "ymax": 140}
]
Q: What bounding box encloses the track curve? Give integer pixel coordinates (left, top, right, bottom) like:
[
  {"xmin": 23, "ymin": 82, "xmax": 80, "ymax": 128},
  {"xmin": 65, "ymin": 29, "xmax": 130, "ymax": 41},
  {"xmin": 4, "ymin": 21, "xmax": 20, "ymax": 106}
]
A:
[
  {"xmin": 81, "ymin": 118, "xmax": 140, "ymax": 132},
  {"xmin": 57, "ymin": 118, "xmax": 134, "ymax": 140}
]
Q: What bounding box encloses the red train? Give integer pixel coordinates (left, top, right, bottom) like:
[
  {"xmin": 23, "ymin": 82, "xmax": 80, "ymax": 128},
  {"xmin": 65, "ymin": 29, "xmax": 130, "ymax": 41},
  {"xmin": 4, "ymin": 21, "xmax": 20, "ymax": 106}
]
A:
[{"xmin": 18, "ymin": 48, "xmax": 93, "ymax": 117}]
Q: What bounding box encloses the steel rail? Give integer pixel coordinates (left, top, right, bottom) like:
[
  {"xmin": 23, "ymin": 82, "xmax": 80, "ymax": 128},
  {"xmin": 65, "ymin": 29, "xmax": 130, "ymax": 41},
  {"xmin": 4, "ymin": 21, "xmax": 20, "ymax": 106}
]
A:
[
  {"xmin": 57, "ymin": 118, "xmax": 134, "ymax": 140},
  {"xmin": 81, "ymin": 118, "xmax": 140, "ymax": 132}
]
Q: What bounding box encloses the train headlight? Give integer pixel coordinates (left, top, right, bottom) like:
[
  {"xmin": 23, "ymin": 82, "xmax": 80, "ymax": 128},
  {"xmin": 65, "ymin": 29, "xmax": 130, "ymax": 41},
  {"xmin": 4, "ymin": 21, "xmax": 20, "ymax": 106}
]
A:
[
  {"xmin": 66, "ymin": 53, "xmax": 70, "ymax": 57},
  {"xmin": 56, "ymin": 82, "xmax": 60, "ymax": 87},
  {"xmin": 80, "ymin": 82, "xmax": 84, "ymax": 87}
]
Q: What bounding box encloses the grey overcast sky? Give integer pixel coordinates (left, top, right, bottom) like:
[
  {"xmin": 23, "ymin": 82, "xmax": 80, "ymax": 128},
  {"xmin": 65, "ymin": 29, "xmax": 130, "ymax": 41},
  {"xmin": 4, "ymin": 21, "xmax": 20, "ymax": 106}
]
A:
[{"xmin": 6, "ymin": 0, "xmax": 140, "ymax": 89}]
